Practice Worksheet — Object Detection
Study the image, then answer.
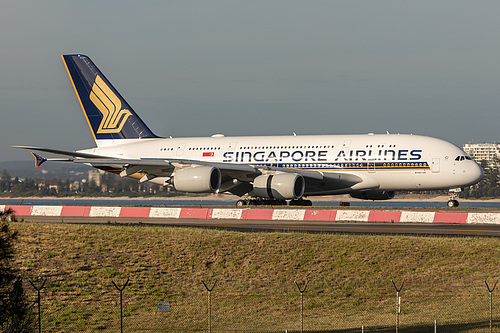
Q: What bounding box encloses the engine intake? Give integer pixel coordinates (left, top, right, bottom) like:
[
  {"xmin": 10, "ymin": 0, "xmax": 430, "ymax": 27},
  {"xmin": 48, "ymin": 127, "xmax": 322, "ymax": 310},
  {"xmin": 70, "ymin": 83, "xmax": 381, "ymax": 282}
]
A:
[
  {"xmin": 172, "ymin": 166, "xmax": 221, "ymax": 193},
  {"xmin": 253, "ymin": 173, "xmax": 305, "ymax": 200},
  {"xmin": 350, "ymin": 190, "xmax": 396, "ymax": 201}
]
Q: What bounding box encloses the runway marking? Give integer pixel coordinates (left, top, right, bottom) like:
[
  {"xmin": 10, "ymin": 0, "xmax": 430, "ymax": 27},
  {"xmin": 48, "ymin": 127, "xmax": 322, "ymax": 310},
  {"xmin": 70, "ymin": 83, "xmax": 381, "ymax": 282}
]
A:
[{"xmin": 165, "ymin": 221, "xmax": 500, "ymax": 235}]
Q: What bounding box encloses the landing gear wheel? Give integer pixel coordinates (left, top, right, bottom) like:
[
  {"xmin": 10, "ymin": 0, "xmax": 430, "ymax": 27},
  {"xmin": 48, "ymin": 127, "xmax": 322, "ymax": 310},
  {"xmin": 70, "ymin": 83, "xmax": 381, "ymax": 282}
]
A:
[
  {"xmin": 236, "ymin": 198, "xmax": 288, "ymax": 207},
  {"xmin": 447, "ymin": 189, "xmax": 461, "ymax": 208},
  {"xmin": 302, "ymin": 199, "xmax": 313, "ymax": 206},
  {"xmin": 289, "ymin": 199, "xmax": 313, "ymax": 206},
  {"xmin": 236, "ymin": 200, "xmax": 247, "ymax": 207}
]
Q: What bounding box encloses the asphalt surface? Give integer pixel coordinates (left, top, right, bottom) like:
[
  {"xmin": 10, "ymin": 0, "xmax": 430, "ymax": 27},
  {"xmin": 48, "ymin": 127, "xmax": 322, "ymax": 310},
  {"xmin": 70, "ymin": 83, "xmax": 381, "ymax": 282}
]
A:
[{"xmin": 16, "ymin": 215, "xmax": 500, "ymax": 237}]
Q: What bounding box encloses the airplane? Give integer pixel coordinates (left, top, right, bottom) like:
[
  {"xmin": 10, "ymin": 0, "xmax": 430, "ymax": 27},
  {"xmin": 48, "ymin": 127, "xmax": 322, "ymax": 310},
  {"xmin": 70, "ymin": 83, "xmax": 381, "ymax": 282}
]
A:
[{"xmin": 15, "ymin": 54, "xmax": 484, "ymax": 208}]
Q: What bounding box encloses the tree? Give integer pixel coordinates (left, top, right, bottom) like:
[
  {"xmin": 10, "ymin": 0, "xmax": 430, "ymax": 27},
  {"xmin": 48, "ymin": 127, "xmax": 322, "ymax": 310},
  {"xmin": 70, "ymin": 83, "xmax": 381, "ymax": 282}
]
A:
[
  {"xmin": 0, "ymin": 170, "xmax": 12, "ymax": 192},
  {"xmin": 483, "ymin": 158, "xmax": 500, "ymax": 186},
  {"xmin": 463, "ymin": 159, "xmax": 500, "ymax": 198},
  {"xmin": 0, "ymin": 209, "xmax": 35, "ymax": 332}
]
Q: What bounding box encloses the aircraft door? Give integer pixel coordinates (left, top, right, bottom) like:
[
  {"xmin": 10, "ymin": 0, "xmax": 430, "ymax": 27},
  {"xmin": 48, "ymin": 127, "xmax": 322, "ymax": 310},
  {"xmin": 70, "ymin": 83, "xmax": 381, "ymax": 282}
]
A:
[
  {"xmin": 368, "ymin": 161, "xmax": 376, "ymax": 173},
  {"xmin": 431, "ymin": 158, "xmax": 440, "ymax": 173},
  {"xmin": 228, "ymin": 142, "xmax": 237, "ymax": 151},
  {"xmin": 226, "ymin": 142, "xmax": 237, "ymax": 162},
  {"xmin": 177, "ymin": 142, "xmax": 186, "ymax": 156},
  {"xmin": 342, "ymin": 140, "xmax": 351, "ymax": 160}
]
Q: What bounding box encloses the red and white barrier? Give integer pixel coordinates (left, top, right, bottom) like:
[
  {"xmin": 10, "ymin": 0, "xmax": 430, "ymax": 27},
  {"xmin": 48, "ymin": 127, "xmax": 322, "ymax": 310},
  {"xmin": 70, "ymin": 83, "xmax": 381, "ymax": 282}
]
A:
[{"xmin": 2, "ymin": 204, "xmax": 500, "ymax": 224}]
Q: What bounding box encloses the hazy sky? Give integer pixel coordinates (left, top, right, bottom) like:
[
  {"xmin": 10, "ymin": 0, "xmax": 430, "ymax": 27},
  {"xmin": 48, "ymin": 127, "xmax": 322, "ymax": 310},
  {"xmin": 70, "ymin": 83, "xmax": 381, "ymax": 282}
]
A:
[{"xmin": 1, "ymin": 1, "xmax": 500, "ymax": 163}]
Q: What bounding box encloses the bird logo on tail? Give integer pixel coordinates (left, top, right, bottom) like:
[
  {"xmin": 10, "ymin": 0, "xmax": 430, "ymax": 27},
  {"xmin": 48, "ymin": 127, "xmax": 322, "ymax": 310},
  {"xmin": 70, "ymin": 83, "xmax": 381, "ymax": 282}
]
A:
[{"xmin": 89, "ymin": 75, "xmax": 132, "ymax": 134}]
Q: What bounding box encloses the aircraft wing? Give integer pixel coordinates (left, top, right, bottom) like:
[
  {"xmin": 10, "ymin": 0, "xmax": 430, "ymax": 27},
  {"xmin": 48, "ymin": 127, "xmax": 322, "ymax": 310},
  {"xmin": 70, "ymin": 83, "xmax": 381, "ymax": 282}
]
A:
[
  {"xmin": 16, "ymin": 145, "xmax": 366, "ymax": 194},
  {"xmin": 75, "ymin": 158, "xmax": 259, "ymax": 173},
  {"xmin": 13, "ymin": 146, "xmax": 108, "ymax": 159},
  {"xmin": 15, "ymin": 145, "xmax": 260, "ymax": 176},
  {"xmin": 75, "ymin": 157, "xmax": 365, "ymax": 194}
]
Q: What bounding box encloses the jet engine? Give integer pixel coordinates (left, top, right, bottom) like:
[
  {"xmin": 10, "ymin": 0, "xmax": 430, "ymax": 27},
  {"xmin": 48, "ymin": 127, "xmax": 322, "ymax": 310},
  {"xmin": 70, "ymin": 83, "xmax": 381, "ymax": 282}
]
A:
[
  {"xmin": 172, "ymin": 166, "xmax": 221, "ymax": 193},
  {"xmin": 350, "ymin": 190, "xmax": 396, "ymax": 200},
  {"xmin": 253, "ymin": 173, "xmax": 305, "ymax": 200}
]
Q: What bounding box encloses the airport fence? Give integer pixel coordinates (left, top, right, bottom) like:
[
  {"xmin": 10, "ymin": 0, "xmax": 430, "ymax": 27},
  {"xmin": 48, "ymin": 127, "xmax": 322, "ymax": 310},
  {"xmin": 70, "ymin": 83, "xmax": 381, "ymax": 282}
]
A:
[{"xmin": 3, "ymin": 275, "xmax": 500, "ymax": 332}]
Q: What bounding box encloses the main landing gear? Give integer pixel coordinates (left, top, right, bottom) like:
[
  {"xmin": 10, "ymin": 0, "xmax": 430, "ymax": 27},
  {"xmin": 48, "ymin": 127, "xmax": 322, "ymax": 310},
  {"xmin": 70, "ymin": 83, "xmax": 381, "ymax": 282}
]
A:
[
  {"xmin": 236, "ymin": 198, "xmax": 286, "ymax": 207},
  {"xmin": 289, "ymin": 198, "xmax": 313, "ymax": 206},
  {"xmin": 447, "ymin": 188, "xmax": 461, "ymax": 208},
  {"xmin": 235, "ymin": 198, "xmax": 312, "ymax": 207}
]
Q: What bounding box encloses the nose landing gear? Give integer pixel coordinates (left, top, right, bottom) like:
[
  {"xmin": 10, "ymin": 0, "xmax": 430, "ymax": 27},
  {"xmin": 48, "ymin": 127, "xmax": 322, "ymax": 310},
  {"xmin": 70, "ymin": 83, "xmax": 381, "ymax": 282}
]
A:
[{"xmin": 447, "ymin": 188, "xmax": 462, "ymax": 208}]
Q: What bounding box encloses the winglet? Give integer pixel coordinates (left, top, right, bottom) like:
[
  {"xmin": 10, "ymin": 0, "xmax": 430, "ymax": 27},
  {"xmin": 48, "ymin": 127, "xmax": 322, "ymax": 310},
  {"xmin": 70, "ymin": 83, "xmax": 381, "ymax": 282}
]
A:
[{"xmin": 30, "ymin": 152, "xmax": 47, "ymax": 168}]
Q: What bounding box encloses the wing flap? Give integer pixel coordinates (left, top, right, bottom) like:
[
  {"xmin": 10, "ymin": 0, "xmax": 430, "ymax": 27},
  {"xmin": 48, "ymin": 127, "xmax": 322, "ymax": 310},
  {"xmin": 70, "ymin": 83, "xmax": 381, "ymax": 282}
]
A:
[
  {"xmin": 75, "ymin": 158, "xmax": 260, "ymax": 173},
  {"xmin": 260, "ymin": 166, "xmax": 324, "ymax": 180}
]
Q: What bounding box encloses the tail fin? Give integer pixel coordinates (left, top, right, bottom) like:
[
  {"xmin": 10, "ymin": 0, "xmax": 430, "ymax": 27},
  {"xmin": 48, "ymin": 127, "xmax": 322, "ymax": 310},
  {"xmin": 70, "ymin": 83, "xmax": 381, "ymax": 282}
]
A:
[{"xmin": 61, "ymin": 54, "xmax": 159, "ymax": 141}]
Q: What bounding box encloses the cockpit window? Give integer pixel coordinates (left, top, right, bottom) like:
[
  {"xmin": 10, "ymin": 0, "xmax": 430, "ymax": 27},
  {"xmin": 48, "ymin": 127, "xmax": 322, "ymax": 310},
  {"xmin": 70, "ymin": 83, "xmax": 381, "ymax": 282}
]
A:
[{"xmin": 455, "ymin": 155, "xmax": 471, "ymax": 161}]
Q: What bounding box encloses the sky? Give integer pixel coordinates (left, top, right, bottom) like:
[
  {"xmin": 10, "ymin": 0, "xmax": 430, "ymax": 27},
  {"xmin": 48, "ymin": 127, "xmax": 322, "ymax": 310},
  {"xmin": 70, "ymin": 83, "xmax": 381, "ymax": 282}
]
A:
[{"xmin": 1, "ymin": 1, "xmax": 500, "ymax": 163}]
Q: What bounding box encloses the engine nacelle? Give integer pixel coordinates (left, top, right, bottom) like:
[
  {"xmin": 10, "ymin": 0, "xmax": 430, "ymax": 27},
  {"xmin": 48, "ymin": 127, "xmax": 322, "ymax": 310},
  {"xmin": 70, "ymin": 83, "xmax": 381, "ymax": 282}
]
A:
[
  {"xmin": 172, "ymin": 166, "xmax": 221, "ymax": 193},
  {"xmin": 253, "ymin": 173, "xmax": 305, "ymax": 200},
  {"xmin": 350, "ymin": 190, "xmax": 396, "ymax": 200}
]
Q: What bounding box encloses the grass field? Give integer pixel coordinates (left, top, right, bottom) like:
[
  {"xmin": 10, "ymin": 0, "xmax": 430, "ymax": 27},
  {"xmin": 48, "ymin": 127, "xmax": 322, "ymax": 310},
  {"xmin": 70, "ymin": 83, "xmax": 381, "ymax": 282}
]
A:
[{"xmin": 8, "ymin": 221, "xmax": 500, "ymax": 332}]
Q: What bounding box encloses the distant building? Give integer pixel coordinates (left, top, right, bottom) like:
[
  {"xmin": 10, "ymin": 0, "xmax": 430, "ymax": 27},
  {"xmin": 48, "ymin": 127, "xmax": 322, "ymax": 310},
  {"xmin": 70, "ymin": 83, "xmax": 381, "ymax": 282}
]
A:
[
  {"xmin": 69, "ymin": 181, "xmax": 81, "ymax": 192},
  {"xmin": 88, "ymin": 170, "xmax": 102, "ymax": 187},
  {"xmin": 463, "ymin": 142, "xmax": 500, "ymax": 165},
  {"xmin": 37, "ymin": 179, "xmax": 59, "ymax": 192}
]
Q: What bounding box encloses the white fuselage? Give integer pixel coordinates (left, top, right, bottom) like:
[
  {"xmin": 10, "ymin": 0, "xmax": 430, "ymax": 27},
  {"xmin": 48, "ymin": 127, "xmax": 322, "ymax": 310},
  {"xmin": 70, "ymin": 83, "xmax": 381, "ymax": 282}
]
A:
[{"xmin": 81, "ymin": 133, "xmax": 484, "ymax": 195}]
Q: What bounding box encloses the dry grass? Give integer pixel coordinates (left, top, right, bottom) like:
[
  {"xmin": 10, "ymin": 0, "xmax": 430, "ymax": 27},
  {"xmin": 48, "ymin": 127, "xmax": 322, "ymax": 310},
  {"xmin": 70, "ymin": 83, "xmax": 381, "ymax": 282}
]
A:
[{"xmin": 9, "ymin": 221, "xmax": 500, "ymax": 332}]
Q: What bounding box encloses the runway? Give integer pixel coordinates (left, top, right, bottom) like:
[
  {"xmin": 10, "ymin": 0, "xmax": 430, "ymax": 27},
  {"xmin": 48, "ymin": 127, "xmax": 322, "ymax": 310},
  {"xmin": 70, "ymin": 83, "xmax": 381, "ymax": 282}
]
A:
[{"xmin": 19, "ymin": 215, "xmax": 500, "ymax": 237}]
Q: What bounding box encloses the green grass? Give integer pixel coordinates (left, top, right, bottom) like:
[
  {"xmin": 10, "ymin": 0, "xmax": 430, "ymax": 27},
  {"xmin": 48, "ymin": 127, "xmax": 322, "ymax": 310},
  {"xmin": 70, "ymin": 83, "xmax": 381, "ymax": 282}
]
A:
[{"xmin": 9, "ymin": 222, "xmax": 500, "ymax": 332}]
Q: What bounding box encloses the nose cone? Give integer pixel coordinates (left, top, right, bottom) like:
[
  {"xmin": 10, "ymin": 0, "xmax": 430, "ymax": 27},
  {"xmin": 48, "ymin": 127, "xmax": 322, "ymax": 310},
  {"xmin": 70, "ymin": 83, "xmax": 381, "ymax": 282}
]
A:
[{"xmin": 465, "ymin": 161, "xmax": 484, "ymax": 186}]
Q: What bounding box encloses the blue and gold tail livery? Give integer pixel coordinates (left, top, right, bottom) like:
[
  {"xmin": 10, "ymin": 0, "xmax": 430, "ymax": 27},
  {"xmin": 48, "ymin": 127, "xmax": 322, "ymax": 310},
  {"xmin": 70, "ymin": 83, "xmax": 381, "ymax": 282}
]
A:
[{"xmin": 61, "ymin": 54, "xmax": 159, "ymax": 140}]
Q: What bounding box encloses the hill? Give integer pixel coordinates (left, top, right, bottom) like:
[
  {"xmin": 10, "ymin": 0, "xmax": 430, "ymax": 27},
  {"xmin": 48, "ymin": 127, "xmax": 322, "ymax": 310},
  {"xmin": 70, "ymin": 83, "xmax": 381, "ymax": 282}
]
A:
[{"xmin": 0, "ymin": 160, "xmax": 92, "ymax": 180}]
